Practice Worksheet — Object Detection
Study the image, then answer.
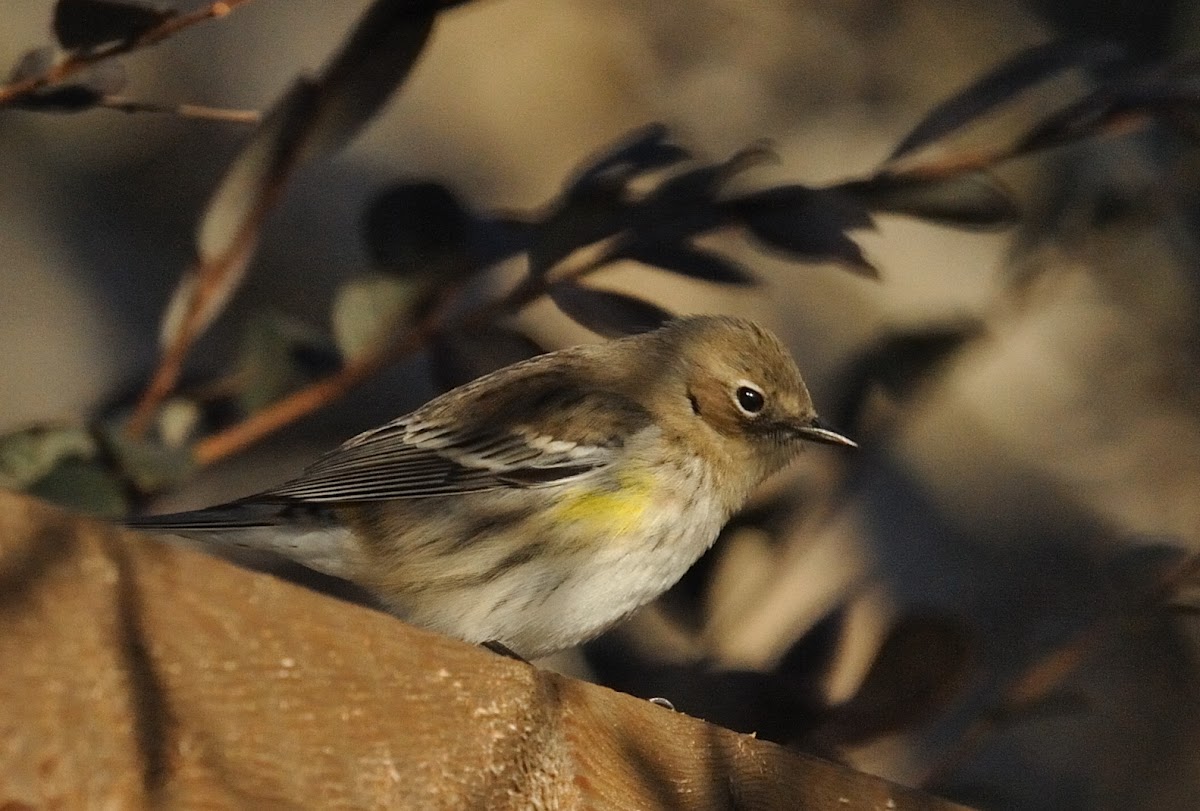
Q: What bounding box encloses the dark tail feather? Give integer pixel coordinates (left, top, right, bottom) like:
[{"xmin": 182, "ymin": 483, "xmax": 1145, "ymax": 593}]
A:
[{"xmin": 125, "ymin": 501, "xmax": 355, "ymax": 580}]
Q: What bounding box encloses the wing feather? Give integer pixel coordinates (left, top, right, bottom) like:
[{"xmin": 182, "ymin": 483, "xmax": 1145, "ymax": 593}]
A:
[{"xmin": 263, "ymin": 368, "xmax": 652, "ymax": 503}]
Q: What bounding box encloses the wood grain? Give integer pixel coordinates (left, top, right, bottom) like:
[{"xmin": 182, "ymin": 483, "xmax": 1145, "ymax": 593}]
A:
[{"xmin": 0, "ymin": 490, "xmax": 968, "ymax": 809}]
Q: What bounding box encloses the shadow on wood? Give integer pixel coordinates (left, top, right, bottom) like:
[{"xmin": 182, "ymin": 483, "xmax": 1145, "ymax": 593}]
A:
[{"xmin": 0, "ymin": 490, "xmax": 968, "ymax": 809}]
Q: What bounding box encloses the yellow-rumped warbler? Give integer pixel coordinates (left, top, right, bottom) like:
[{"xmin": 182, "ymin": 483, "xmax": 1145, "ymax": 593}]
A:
[{"xmin": 129, "ymin": 316, "xmax": 853, "ymax": 659}]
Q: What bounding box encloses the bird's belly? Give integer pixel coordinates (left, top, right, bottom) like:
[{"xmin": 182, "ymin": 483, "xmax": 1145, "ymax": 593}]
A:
[{"xmin": 356, "ymin": 467, "xmax": 726, "ymax": 659}]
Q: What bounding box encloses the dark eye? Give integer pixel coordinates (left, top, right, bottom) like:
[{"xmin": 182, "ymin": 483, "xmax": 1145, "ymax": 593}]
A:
[{"xmin": 735, "ymin": 384, "xmax": 765, "ymax": 415}]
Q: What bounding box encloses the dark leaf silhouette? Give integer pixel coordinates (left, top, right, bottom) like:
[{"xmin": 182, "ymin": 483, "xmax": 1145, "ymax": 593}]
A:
[
  {"xmin": 7, "ymin": 49, "xmax": 126, "ymax": 112},
  {"xmin": 364, "ymin": 181, "xmax": 471, "ymax": 271},
  {"xmin": 631, "ymin": 143, "xmax": 776, "ymax": 248},
  {"xmin": 549, "ymin": 283, "xmax": 673, "ymax": 337},
  {"xmin": 831, "ymin": 319, "xmax": 983, "ymax": 435},
  {"xmin": 473, "ymin": 216, "xmax": 534, "ymax": 267},
  {"xmin": 304, "ymin": 0, "xmax": 437, "ymax": 158},
  {"xmin": 822, "ymin": 613, "xmax": 975, "ymax": 745},
  {"xmin": 839, "ymin": 171, "xmax": 1019, "ymax": 229},
  {"xmin": 890, "ymin": 40, "xmax": 1125, "ymax": 160},
  {"xmin": 648, "ymin": 142, "xmax": 775, "ymax": 212},
  {"xmin": 725, "ymin": 185, "xmax": 877, "ymax": 276},
  {"xmin": 528, "ymin": 186, "xmax": 628, "ymax": 277},
  {"xmin": 53, "ymin": 0, "xmax": 176, "ymax": 50},
  {"xmin": 11, "ymin": 84, "xmax": 104, "ymax": 112},
  {"xmin": 571, "ymin": 123, "xmax": 690, "ymax": 193},
  {"xmin": 777, "ymin": 605, "xmax": 848, "ymax": 699},
  {"xmin": 161, "ymin": 0, "xmax": 438, "ymax": 350},
  {"xmin": 624, "ymin": 241, "xmax": 755, "ymax": 286},
  {"xmin": 429, "ymin": 325, "xmax": 545, "ymax": 392}
]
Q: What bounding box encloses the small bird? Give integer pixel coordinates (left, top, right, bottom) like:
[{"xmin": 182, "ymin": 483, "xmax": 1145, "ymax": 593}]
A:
[{"xmin": 129, "ymin": 316, "xmax": 853, "ymax": 659}]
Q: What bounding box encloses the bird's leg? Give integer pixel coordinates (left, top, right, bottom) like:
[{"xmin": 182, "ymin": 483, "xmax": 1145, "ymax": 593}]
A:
[{"xmin": 482, "ymin": 640, "xmax": 529, "ymax": 663}]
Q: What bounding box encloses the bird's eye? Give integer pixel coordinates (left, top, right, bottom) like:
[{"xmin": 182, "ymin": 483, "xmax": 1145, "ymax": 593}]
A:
[{"xmin": 734, "ymin": 384, "xmax": 765, "ymax": 416}]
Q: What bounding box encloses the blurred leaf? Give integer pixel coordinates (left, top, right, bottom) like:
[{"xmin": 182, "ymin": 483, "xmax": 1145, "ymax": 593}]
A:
[
  {"xmin": 302, "ymin": 0, "xmax": 437, "ymax": 159},
  {"xmin": 7, "ymin": 51, "xmax": 126, "ymax": 113},
  {"xmin": 645, "ymin": 142, "xmax": 775, "ymax": 216},
  {"xmin": 428, "ymin": 324, "xmax": 545, "ymax": 391},
  {"xmin": 825, "ymin": 613, "xmax": 975, "ymax": 744},
  {"xmin": 1104, "ymin": 541, "xmax": 1192, "ymax": 602},
  {"xmin": 831, "ymin": 319, "xmax": 982, "ymax": 436},
  {"xmin": 0, "ymin": 425, "xmax": 97, "ymax": 490},
  {"xmin": 620, "ymin": 144, "xmax": 775, "ymax": 262},
  {"xmin": 53, "ymin": 0, "xmax": 175, "ymax": 50},
  {"xmin": 548, "ymin": 283, "xmax": 672, "ymax": 337},
  {"xmin": 624, "ymin": 241, "xmax": 755, "ymax": 285},
  {"xmin": 163, "ymin": 0, "xmax": 438, "ymax": 350},
  {"xmin": 473, "ymin": 216, "xmax": 534, "ymax": 267},
  {"xmin": 155, "ymin": 397, "xmax": 202, "ymax": 449},
  {"xmin": 1009, "ymin": 65, "xmax": 1200, "ymax": 156},
  {"xmin": 571, "ymin": 123, "xmax": 690, "ymax": 192},
  {"xmin": 164, "ymin": 79, "xmax": 322, "ymax": 349},
  {"xmin": 838, "ymin": 171, "xmax": 1019, "ymax": 229},
  {"xmin": 7, "ymin": 47, "xmax": 56, "ymax": 82},
  {"xmin": 332, "ymin": 274, "xmax": 421, "ymax": 360},
  {"xmin": 97, "ymin": 423, "xmax": 195, "ymax": 495},
  {"xmin": 889, "ymin": 40, "xmax": 1125, "ymax": 160},
  {"xmin": 777, "ymin": 605, "xmax": 848, "ymax": 697},
  {"xmin": 991, "ymin": 689, "xmax": 1092, "ymax": 727},
  {"xmin": 725, "ymin": 185, "xmax": 878, "ymax": 276},
  {"xmin": 364, "ymin": 181, "xmax": 470, "ymax": 271},
  {"xmin": 26, "ymin": 457, "xmax": 127, "ymax": 518},
  {"xmin": 528, "ymin": 185, "xmax": 628, "ymax": 277},
  {"xmin": 10, "ymin": 84, "xmax": 104, "ymax": 112},
  {"xmin": 237, "ymin": 312, "xmax": 337, "ymax": 414}
]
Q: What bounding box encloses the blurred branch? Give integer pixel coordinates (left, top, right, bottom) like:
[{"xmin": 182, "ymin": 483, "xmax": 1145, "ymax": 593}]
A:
[
  {"xmin": 98, "ymin": 95, "xmax": 261, "ymax": 123},
  {"xmin": 0, "ymin": 1, "xmax": 256, "ymax": 108},
  {"xmin": 193, "ymin": 247, "xmax": 611, "ymax": 466},
  {"xmin": 127, "ymin": 0, "xmax": 465, "ymax": 438},
  {"xmin": 921, "ymin": 549, "xmax": 1200, "ymax": 789}
]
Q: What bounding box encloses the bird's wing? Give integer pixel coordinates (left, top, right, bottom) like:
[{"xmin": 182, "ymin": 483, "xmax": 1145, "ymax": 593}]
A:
[{"xmin": 262, "ymin": 375, "xmax": 652, "ymax": 503}]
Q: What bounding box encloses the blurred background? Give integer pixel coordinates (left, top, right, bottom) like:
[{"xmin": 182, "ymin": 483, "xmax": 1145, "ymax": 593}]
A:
[{"xmin": 3, "ymin": 1, "xmax": 1200, "ymax": 808}]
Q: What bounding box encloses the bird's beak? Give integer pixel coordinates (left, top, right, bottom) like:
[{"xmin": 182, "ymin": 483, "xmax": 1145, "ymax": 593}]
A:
[{"xmin": 789, "ymin": 417, "xmax": 857, "ymax": 448}]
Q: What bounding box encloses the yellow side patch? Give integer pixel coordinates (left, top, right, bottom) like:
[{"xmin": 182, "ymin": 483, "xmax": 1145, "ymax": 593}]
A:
[{"xmin": 548, "ymin": 469, "xmax": 656, "ymax": 536}]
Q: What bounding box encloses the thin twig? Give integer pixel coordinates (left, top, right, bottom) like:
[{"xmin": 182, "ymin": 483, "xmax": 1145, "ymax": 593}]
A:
[
  {"xmin": 0, "ymin": 1, "xmax": 256, "ymax": 108},
  {"xmin": 99, "ymin": 96, "xmax": 261, "ymax": 124}
]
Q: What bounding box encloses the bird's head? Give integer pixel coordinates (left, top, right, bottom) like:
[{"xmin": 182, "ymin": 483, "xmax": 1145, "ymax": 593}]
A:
[{"xmin": 649, "ymin": 316, "xmax": 855, "ymax": 489}]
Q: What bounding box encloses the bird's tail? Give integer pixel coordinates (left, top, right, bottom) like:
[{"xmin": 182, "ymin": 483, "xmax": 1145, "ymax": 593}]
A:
[{"xmin": 125, "ymin": 500, "xmax": 357, "ymax": 580}]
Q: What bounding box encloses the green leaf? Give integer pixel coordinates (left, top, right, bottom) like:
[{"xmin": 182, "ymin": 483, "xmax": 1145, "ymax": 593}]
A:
[
  {"xmin": 237, "ymin": 312, "xmax": 336, "ymax": 414},
  {"xmin": 27, "ymin": 457, "xmax": 128, "ymax": 518},
  {"xmin": 0, "ymin": 425, "xmax": 97, "ymax": 490},
  {"xmin": 98, "ymin": 423, "xmax": 196, "ymax": 496},
  {"xmin": 331, "ymin": 274, "xmax": 421, "ymax": 360}
]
